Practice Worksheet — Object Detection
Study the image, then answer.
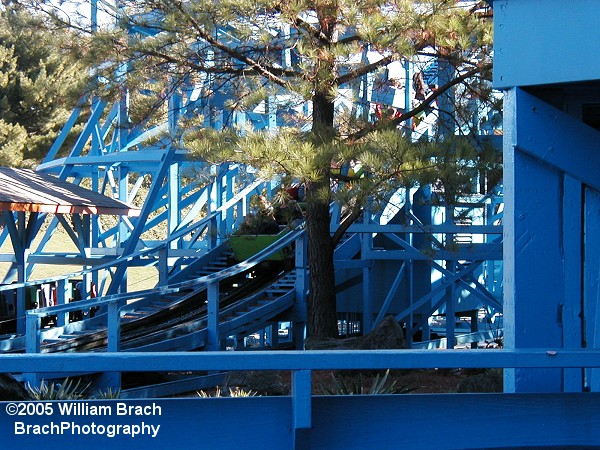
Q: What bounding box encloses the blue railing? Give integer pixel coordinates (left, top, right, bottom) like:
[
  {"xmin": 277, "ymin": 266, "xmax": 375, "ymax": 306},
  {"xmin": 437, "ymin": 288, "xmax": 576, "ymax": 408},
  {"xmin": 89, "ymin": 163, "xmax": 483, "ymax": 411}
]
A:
[
  {"xmin": 22, "ymin": 228, "xmax": 306, "ymax": 355},
  {"xmin": 2, "ymin": 349, "xmax": 600, "ymax": 449}
]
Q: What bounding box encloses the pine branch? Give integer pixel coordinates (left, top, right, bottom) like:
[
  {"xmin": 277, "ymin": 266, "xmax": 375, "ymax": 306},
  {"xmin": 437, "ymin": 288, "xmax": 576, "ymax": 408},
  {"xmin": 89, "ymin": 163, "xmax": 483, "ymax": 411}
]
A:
[
  {"xmin": 164, "ymin": 0, "xmax": 296, "ymax": 89},
  {"xmin": 346, "ymin": 62, "xmax": 492, "ymax": 142},
  {"xmin": 332, "ymin": 204, "xmax": 362, "ymax": 247},
  {"xmin": 336, "ymin": 54, "xmax": 394, "ymax": 86}
]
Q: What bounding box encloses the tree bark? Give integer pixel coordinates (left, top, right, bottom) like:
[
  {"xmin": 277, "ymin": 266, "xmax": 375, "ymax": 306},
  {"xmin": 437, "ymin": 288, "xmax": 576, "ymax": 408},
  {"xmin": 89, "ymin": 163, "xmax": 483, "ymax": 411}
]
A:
[
  {"xmin": 305, "ymin": 83, "xmax": 338, "ymax": 338},
  {"xmin": 304, "ymin": 1, "xmax": 339, "ymax": 339},
  {"xmin": 305, "ymin": 179, "xmax": 339, "ymax": 339}
]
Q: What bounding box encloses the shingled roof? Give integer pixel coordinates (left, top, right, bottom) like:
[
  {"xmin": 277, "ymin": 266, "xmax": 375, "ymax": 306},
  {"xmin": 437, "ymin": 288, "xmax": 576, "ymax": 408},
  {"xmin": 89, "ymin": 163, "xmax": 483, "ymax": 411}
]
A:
[{"xmin": 0, "ymin": 167, "xmax": 140, "ymax": 216}]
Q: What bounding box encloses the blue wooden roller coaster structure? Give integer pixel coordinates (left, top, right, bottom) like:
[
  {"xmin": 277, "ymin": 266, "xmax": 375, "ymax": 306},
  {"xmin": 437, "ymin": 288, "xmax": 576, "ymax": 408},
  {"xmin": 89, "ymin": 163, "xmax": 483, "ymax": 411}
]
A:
[{"xmin": 1, "ymin": 0, "xmax": 600, "ymax": 448}]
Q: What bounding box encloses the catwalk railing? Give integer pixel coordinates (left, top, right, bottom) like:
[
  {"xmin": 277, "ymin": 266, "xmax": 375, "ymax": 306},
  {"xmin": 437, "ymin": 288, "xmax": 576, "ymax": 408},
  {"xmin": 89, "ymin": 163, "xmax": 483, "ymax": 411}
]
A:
[{"xmin": 2, "ymin": 349, "xmax": 600, "ymax": 449}]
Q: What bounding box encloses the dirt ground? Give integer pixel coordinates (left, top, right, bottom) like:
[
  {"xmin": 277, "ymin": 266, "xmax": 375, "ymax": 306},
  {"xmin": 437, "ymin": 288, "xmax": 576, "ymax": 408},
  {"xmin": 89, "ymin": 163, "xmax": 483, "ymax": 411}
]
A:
[
  {"xmin": 311, "ymin": 369, "xmax": 477, "ymax": 395},
  {"xmin": 220, "ymin": 367, "xmax": 502, "ymax": 397}
]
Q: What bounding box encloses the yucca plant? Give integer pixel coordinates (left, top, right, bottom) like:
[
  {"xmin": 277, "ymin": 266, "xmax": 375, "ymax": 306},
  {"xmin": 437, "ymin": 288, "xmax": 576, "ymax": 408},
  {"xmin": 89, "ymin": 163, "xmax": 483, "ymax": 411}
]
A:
[
  {"xmin": 197, "ymin": 386, "xmax": 258, "ymax": 398},
  {"xmin": 317, "ymin": 370, "xmax": 414, "ymax": 395},
  {"xmin": 26, "ymin": 378, "xmax": 89, "ymax": 401},
  {"xmin": 90, "ymin": 387, "xmax": 121, "ymax": 399}
]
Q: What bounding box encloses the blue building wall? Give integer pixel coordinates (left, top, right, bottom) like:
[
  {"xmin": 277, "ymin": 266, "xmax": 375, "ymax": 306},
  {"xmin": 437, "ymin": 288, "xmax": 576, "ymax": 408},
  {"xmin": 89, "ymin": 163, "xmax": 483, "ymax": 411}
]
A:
[{"xmin": 496, "ymin": 0, "xmax": 600, "ymax": 392}]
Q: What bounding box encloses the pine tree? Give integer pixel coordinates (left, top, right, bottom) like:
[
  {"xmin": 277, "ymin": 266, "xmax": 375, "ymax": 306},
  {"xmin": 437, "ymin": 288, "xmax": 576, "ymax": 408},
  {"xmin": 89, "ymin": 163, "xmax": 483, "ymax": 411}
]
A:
[
  {"xmin": 24, "ymin": 0, "xmax": 497, "ymax": 338},
  {"xmin": 0, "ymin": 4, "xmax": 86, "ymax": 166}
]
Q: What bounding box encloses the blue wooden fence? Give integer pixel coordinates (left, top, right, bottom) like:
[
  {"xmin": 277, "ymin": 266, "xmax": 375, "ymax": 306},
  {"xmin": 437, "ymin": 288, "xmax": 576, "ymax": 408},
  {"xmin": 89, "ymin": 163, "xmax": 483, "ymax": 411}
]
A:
[{"xmin": 2, "ymin": 349, "xmax": 600, "ymax": 449}]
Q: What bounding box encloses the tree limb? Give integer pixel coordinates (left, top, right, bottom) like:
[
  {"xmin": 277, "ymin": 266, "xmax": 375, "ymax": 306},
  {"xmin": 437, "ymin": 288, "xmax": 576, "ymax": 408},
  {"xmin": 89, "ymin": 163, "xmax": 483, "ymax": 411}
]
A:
[
  {"xmin": 165, "ymin": 0, "xmax": 295, "ymax": 89},
  {"xmin": 346, "ymin": 62, "xmax": 492, "ymax": 142}
]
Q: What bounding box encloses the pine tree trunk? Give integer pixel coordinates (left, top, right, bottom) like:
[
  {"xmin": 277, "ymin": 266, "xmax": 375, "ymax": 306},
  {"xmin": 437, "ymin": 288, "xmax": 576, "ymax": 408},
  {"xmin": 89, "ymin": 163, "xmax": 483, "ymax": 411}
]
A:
[
  {"xmin": 305, "ymin": 3, "xmax": 339, "ymax": 339},
  {"xmin": 305, "ymin": 89, "xmax": 339, "ymax": 339},
  {"xmin": 306, "ymin": 180, "xmax": 338, "ymax": 339}
]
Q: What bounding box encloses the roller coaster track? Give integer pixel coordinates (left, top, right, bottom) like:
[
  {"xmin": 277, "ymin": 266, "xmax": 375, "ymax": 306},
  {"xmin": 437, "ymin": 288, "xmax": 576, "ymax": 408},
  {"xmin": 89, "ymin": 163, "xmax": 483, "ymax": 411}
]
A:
[{"xmin": 1, "ymin": 229, "xmax": 304, "ymax": 355}]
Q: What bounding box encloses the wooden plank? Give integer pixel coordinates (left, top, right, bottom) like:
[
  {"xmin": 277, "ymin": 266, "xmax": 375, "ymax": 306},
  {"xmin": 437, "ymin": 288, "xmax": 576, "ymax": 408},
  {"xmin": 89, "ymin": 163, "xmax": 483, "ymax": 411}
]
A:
[
  {"xmin": 494, "ymin": 0, "xmax": 600, "ymax": 88},
  {"xmin": 5, "ymin": 349, "xmax": 600, "ymax": 373},
  {"xmin": 504, "ymin": 88, "xmax": 566, "ymax": 392},
  {"xmin": 0, "ymin": 397, "xmax": 293, "ymax": 449},
  {"xmin": 584, "ymin": 187, "xmax": 600, "ymax": 391},
  {"xmin": 563, "ymin": 176, "xmax": 584, "ymax": 391},
  {"xmin": 312, "ymin": 394, "xmax": 600, "ymax": 449},
  {"xmin": 512, "ymin": 88, "xmax": 600, "ymax": 193}
]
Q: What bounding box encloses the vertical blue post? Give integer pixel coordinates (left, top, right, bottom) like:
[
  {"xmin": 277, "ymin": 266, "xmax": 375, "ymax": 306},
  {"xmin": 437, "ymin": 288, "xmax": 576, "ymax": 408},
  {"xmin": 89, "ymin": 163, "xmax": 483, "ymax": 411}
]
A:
[
  {"xmin": 405, "ymin": 187, "xmax": 414, "ymax": 347},
  {"xmin": 101, "ymin": 300, "xmax": 122, "ymax": 390},
  {"xmin": 503, "ymin": 88, "xmax": 563, "ymax": 393},
  {"xmin": 90, "ymin": 0, "xmax": 97, "ymax": 33},
  {"xmin": 16, "ymin": 250, "xmax": 28, "ymax": 336},
  {"xmin": 585, "ymin": 188, "xmax": 600, "ymax": 391},
  {"xmin": 25, "ymin": 312, "xmax": 41, "ymax": 354},
  {"xmin": 563, "ymin": 176, "xmax": 583, "ymax": 392},
  {"xmin": 13, "ymin": 211, "xmax": 29, "ymax": 336},
  {"xmin": 445, "ymin": 206, "xmax": 455, "ymax": 349},
  {"xmin": 168, "ymin": 78, "xmax": 182, "ymax": 135},
  {"xmin": 293, "ymin": 233, "xmax": 307, "ymax": 349},
  {"xmin": 158, "ymin": 246, "xmax": 169, "ymax": 287},
  {"xmin": 117, "ymin": 165, "xmax": 129, "ymax": 293},
  {"xmin": 404, "ymin": 59, "xmax": 413, "ymax": 138},
  {"xmin": 225, "ymin": 169, "xmax": 235, "ymax": 234},
  {"xmin": 169, "ymin": 161, "xmax": 180, "ymax": 253},
  {"xmin": 437, "ymin": 58, "xmax": 455, "ymax": 139},
  {"xmin": 216, "ymin": 170, "xmax": 225, "ymax": 242},
  {"xmin": 362, "ymin": 207, "xmax": 373, "ymax": 334},
  {"xmin": 271, "ymin": 323, "xmax": 279, "ymax": 347},
  {"xmin": 207, "ymin": 280, "xmax": 220, "ymax": 350},
  {"xmin": 358, "ymin": 47, "xmax": 372, "ymax": 122},
  {"xmin": 207, "ymin": 179, "xmax": 218, "ymax": 249},
  {"xmin": 56, "ymin": 279, "xmax": 69, "ymax": 327},
  {"xmin": 107, "ymin": 301, "xmax": 121, "ymax": 352},
  {"xmin": 24, "ymin": 312, "xmax": 41, "ymax": 388},
  {"xmin": 412, "ymin": 187, "xmax": 433, "ymax": 342},
  {"xmin": 292, "ymin": 369, "xmax": 312, "ymax": 450}
]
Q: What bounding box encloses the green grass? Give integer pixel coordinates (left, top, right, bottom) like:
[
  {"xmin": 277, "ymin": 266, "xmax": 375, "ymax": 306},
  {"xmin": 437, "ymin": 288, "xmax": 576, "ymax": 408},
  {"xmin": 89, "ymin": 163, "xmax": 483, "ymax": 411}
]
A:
[{"xmin": 0, "ymin": 226, "xmax": 157, "ymax": 293}]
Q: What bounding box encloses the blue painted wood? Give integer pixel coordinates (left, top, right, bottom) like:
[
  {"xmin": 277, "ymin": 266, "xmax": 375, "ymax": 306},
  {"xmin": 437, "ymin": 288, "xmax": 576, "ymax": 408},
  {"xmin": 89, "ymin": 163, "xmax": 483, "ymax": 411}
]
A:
[
  {"xmin": 107, "ymin": 301, "xmax": 120, "ymax": 353},
  {"xmin": 494, "ymin": 0, "xmax": 600, "ymax": 88},
  {"xmin": 584, "ymin": 187, "xmax": 600, "ymax": 391},
  {"xmin": 206, "ymin": 281, "xmax": 220, "ymax": 351},
  {"xmin": 55, "ymin": 279, "xmax": 69, "ymax": 327},
  {"xmin": 512, "ymin": 89, "xmax": 600, "ymax": 192},
  {"xmin": 563, "ymin": 176, "xmax": 584, "ymax": 392},
  {"xmin": 348, "ymin": 223, "xmax": 502, "ymax": 234},
  {"xmin": 0, "ymin": 397, "xmax": 293, "ymax": 449},
  {"xmin": 121, "ymin": 373, "xmax": 226, "ymax": 399},
  {"xmin": 365, "ymin": 245, "xmax": 501, "ymax": 260},
  {"xmin": 0, "ymin": 393, "xmax": 598, "ymax": 449},
  {"xmin": 503, "ymin": 88, "xmax": 565, "ymax": 393},
  {"xmin": 312, "ymin": 394, "xmax": 600, "ymax": 449},
  {"xmin": 42, "ymin": 103, "xmax": 86, "ymax": 163},
  {"xmin": 395, "ymin": 261, "xmax": 483, "ymax": 322},
  {"xmin": 107, "ymin": 150, "xmax": 172, "ymax": 294},
  {"xmin": 373, "ymin": 263, "xmax": 405, "ymax": 327},
  {"xmin": 24, "ymin": 313, "xmax": 40, "ymax": 355},
  {"xmin": 5, "ymin": 349, "xmax": 600, "ymax": 373},
  {"xmin": 292, "ymin": 369, "xmax": 312, "ymax": 449},
  {"xmin": 362, "ymin": 205, "xmax": 374, "ymax": 333}
]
